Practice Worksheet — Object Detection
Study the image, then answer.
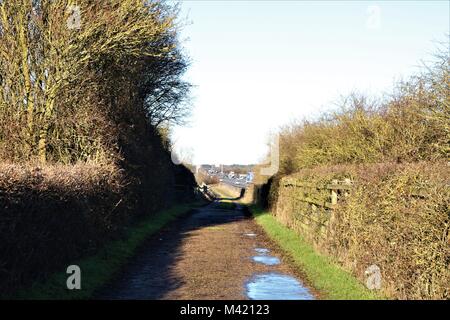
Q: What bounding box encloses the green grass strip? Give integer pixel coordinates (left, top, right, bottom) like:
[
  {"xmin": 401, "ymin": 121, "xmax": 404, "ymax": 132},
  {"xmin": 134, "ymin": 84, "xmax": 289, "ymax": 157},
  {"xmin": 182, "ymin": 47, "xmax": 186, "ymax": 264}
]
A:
[
  {"xmin": 11, "ymin": 202, "xmax": 203, "ymax": 300},
  {"xmin": 251, "ymin": 206, "xmax": 383, "ymax": 300}
]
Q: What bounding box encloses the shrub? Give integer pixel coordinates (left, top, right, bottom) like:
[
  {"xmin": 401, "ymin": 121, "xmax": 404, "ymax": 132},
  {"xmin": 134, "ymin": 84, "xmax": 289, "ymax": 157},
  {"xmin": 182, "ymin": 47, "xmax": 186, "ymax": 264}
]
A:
[{"xmin": 272, "ymin": 162, "xmax": 449, "ymax": 299}]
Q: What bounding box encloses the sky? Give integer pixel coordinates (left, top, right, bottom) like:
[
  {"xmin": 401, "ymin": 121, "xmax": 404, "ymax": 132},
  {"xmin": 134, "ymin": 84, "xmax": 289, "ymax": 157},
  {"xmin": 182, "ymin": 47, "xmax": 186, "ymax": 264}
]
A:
[{"xmin": 170, "ymin": 0, "xmax": 449, "ymax": 166}]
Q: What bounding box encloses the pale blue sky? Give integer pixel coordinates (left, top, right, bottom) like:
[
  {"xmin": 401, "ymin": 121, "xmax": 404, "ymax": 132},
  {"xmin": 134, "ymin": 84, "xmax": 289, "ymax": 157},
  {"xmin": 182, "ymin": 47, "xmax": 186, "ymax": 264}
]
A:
[{"xmin": 171, "ymin": 1, "xmax": 449, "ymax": 165}]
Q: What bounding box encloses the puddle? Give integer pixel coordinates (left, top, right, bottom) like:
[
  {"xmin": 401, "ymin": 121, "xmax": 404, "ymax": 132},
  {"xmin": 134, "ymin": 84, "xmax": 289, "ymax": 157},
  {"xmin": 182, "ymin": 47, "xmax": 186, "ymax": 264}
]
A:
[
  {"xmin": 254, "ymin": 248, "xmax": 270, "ymax": 255},
  {"xmin": 244, "ymin": 233, "xmax": 257, "ymax": 237},
  {"xmin": 252, "ymin": 255, "xmax": 281, "ymax": 266},
  {"xmin": 246, "ymin": 272, "xmax": 314, "ymax": 300}
]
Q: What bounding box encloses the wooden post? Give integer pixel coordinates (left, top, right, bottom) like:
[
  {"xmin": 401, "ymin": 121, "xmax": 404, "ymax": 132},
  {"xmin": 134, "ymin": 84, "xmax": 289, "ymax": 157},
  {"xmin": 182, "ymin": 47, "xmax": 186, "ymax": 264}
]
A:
[
  {"xmin": 344, "ymin": 178, "xmax": 351, "ymax": 197},
  {"xmin": 331, "ymin": 179, "xmax": 338, "ymax": 205}
]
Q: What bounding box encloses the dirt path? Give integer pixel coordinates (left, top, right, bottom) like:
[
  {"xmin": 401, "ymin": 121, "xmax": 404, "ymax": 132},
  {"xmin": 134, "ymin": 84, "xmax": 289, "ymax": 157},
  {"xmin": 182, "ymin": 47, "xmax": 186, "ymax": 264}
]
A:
[{"xmin": 97, "ymin": 202, "xmax": 316, "ymax": 300}]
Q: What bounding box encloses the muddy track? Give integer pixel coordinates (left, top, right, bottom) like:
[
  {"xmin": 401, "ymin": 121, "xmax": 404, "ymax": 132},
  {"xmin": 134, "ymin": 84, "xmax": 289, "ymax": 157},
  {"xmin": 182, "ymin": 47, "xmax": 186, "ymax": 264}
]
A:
[{"xmin": 96, "ymin": 202, "xmax": 315, "ymax": 300}]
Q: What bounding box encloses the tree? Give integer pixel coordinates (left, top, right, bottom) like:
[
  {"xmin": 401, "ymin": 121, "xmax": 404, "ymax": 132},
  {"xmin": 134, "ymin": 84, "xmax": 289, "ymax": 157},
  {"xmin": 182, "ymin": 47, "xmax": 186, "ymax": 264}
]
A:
[
  {"xmin": 0, "ymin": 0, "xmax": 190, "ymax": 163},
  {"xmin": 139, "ymin": 48, "xmax": 192, "ymax": 128}
]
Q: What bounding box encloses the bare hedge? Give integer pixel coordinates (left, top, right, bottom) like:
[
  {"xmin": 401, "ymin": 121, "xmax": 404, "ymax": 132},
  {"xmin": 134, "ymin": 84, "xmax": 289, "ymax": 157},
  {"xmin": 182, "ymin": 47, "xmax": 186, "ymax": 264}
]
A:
[
  {"xmin": 272, "ymin": 162, "xmax": 449, "ymax": 299},
  {"xmin": 0, "ymin": 163, "xmax": 128, "ymax": 295}
]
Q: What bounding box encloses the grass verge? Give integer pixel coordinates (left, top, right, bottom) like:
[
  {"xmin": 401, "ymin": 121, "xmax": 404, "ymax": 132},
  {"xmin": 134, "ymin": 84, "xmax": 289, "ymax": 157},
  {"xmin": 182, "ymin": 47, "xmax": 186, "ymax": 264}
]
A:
[
  {"xmin": 209, "ymin": 184, "xmax": 240, "ymax": 200},
  {"xmin": 251, "ymin": 206, "xmax": 383, "ymax": 300},
  {"xmin": 10, "ymin": 202, "xmax": 204, "ymax": 300}
]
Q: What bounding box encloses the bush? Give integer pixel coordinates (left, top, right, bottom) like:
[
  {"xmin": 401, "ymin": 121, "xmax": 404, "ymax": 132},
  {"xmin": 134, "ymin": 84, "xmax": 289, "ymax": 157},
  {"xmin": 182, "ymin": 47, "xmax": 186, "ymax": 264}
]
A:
[
  {"xmin": 272, "ymin": 162, "xmax": 449, "ymax": 299},
  {"xmin": 277, "ymin": 53, "xmax": 449, "ymax": 175},
  {"xmin": 0, "ymin": 163, "xmax": 124, "ymax": 295}
]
